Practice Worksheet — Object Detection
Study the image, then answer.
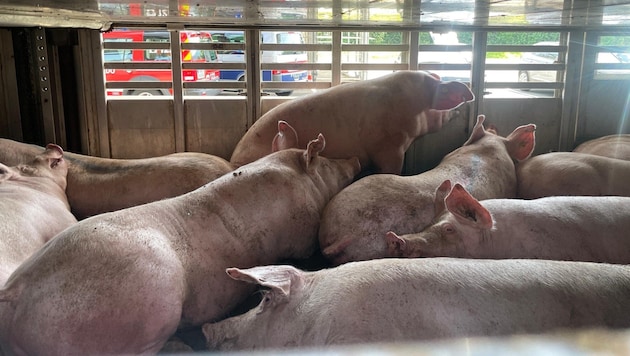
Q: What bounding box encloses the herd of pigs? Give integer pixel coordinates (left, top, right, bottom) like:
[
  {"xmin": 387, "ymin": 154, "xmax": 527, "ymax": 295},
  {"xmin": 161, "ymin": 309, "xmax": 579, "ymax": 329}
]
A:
[{"xmin": 0, "ymin": 70, "xmax": 629, "ymax": 354}]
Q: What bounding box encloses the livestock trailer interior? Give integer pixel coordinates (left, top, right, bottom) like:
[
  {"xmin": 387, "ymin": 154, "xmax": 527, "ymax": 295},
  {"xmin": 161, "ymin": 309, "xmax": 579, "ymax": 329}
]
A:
[
  {"xmin": 1, "ymin": 0, "xmax": 630, "ymax": 353},
  {"xmin": 1, "ymin": 0, "xmax": 629, "ymax": 175}
]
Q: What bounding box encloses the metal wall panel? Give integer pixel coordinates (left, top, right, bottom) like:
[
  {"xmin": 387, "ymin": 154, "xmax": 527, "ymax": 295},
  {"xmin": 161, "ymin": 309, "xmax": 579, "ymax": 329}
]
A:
[
  {"xmin": 185, "ymin": 98, "xmax": 248, "ymax": 160},
  {"xmin": 107, "ymin": 99, "xmax": 176, "ymax": 158},
  {"xmin": 483, "ymin": 98, "xmax": 563, "ymax": 155}
]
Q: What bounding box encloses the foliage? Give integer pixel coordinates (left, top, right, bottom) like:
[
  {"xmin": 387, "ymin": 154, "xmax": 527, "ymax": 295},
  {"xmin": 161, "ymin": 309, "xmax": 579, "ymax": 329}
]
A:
[
  {"xmin": 488, "ymin": 32, "xmax": 560, "ymax": 45},
  {"xmin": 369, "ymin": 32, "xmax": 403, "ymax": 45},
  {"xmin": 369, "ymin": 31, "xmax": 562, "ymax": 46},
  {"xmin": 600, "ymin": 35, "xmax": 630, "ymax": 46}
]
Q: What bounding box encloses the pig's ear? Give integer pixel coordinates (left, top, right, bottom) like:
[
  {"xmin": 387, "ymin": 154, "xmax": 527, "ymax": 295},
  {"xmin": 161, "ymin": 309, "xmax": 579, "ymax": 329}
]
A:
[
  {"xmin": 445, "ymin": 183, "xmax": 493, "ymax": 230},
  {"xmin": 303, "ymin": 133, "xmax": 326, "ymax": 171},
  {"xmin": 271, "ymin": 120, "xmax": 299, "ymax": 152},
  {"xmin": 42, "ymin": 143, "xmax": 64, "ymax": 169},
  {"xmin": 505, "ymin": 123, "xmax": 536, "ymax": 162},
  {"xmin": 321, "ymin": 236, "xmax": 353, "ymax": 261},
  {"xmin": 432, "ymin": 81, "xmax": 474, "ymax": 110},
  {"xmin": 226, "ymin": 265, "xmax": 302, "ymax": 299},
  {"xmin": 385, "ymin": 231, "xmax": 406, "ymax": 257},
  {"xmin": 44, "ymin": 143, "xmax": 63, "ymax": 157},
  {"xmin": 433, "ymin": 179, "xmax": 452, "ymax": 216},
  {"xmin": 463, "ymin": 115, "xmax": 486, "ymax": 146}
]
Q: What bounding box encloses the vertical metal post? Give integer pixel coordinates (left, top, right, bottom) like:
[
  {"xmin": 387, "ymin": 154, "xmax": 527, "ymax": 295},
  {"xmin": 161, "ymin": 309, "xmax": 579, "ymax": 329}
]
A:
[
  {"xmin": 76, "ymin": 29, "xmax": 110, "ymax": 157},
  {"xmin": 169, "ymin": 26, "xmax": 185, "ymax": 152},
  {"xmin": 244, "ymin": 1, "xmax": 262, "ymax": 124},
  {"xmin": 470, "ymin": 0, "xmax": 490, "ymax": 123},
  {"xmin": 33, "ymin": 27, "xmax": 57, "ymax": 144},
  {"xmin": 0, "ymin": 29, "xmax": 22, "ymax": 139},
  {"xmin": 332, "ymin": 31, "xmax": 342, "ymax": 86},
  {"xmin": 470, "ymin": 31, "xmax": 487, "ymax": 121},
  {"xmin": 331, "ymin": 0, "xmax": 343, "ymax": 86},
  {"xmin": 561, "ymin": 30, "xmax": 587, "ymax": 151},
  {"xmin": 408, "ymin": 31, "xmax": 419, "ymax": 71},
  {"xmin": 406, "ymin": 0, "xmax": 421, "ymax": 24},
  {"xmin": 247, "ymin": 29, "xmax": 261, "ymax": 126}
]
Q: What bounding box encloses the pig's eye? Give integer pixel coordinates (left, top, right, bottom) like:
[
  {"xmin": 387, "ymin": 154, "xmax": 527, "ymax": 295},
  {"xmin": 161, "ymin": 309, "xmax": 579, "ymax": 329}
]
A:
[
  {"xmin": 257, "ymin": 290, "xmax": 274, "ymax": 314},
  {"xmin": 443, "ymin": 223, "xmax": 455, "ymax": 234}
]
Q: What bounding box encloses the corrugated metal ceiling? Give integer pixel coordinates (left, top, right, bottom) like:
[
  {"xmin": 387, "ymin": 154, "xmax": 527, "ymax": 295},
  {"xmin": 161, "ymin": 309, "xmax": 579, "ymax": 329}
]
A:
[{"xmin": 0, "ymin": 0, "xmax": 629, "ymax": 30}]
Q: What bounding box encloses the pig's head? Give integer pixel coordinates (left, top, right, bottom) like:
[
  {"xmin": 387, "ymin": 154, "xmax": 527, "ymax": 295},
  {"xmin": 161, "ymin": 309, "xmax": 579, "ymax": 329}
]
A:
[
  {"xmin": 278, "ymin": 133, "xmax": 360, "ymax": 205},
  {"xmin": 203, "ymin": 265, "xmax": 306, "ymax": 351},
  {"xmin": 420, "ymin": 72, "xmax": 475, "ymax": 131},
  {"xmin": 1, "ymin": 144, "xmax": 68, "ymax": 192},
  {"xmin": 441, "ymin": 115, "xmax": 536, "ymax": 198},
  {"xmin": 460, "ymin": 114, "xmax": 536, "ymax": 162},
  {"xmin": 432, "ymin": 81, "xmax": 475, "ymax": 111},
  {"xmin": 386, "ymin": 181, "xmax": 494, "ymax": 258},
  {"xmin": 0, "ymin": 138, "xmax": 46, "ymax": 167}
]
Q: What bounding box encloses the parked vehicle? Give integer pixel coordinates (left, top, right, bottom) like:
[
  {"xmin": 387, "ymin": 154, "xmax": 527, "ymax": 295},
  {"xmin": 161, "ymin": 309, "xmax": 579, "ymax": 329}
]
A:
[
  {"xmin": 102, "ymin": 30, "xmax": 221, "ymax": 96},
  {"xmin": 594, "ymin": 51, "xmax": 630, "ymax": 80},
  {"xmin": 517, "ymin": 41, "xmax": 560, "ymax": 84},
  {"xmin": 210, "ymin": 30, "xmax": 311, "ymax": 96},
  {"xmin": 518, "ymin": 41, "xmax": 630, "ymax": 85},
  {"xmin": 418, "ymin": 32, "xmax": 472, "ymax": 83}
]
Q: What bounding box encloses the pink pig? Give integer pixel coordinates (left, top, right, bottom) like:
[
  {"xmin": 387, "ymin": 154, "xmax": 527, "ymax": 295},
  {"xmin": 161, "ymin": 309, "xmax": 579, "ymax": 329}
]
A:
[
  {"xmin": 387, "ymin": 181, "xmax": 630, "ymax": 263},
  {"xmin": 573, "ymin": 134, "xmax": 630, "ymax": 160},
  {"xmin": 0, "ymin": 144, "xmax": 77, "ymax": 284},
  {"xmin": 319, "ymin": 115, "xmax": 536, "ymax": 265},
  {"xmin": 0, "ymin": 134, "xmax": 360, "ymax": 355},
  {"xmin": 0, "ymin": 138, "xmax": 235, "ymax": 219},
  {"xmin": 517, "ymin": 151, "xmax": 630, "ymax": 199},
  {"xmin": 202, "ymin": 258, "xmax": 630, "ymax": 351},
  {"xmin": 230, "ymin": 70, "xmax": 475, "ymax": 174}
]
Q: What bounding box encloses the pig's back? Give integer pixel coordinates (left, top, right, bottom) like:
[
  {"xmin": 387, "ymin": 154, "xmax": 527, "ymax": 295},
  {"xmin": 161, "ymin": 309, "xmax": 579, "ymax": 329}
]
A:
[
  {"xmin": 574, "ymin": 134, "xmax": 630, "ymax": 160},
  {"xmin": 310, "ymin": 258, "xmax": 630, "ymax": 343},
  {"xmin": 517, "ymin": 152, "xmax": 630, "ymax": 198},
  {"xmin": 476, "ymin": 196, "xmax": 630, "ymax": 263},
  {"xmin": 319, "ymin": 173, "xmax": 435, "ymax": 264}
]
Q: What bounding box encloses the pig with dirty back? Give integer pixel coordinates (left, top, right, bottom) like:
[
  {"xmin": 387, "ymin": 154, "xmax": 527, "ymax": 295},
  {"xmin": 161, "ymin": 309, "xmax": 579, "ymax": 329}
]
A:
[
  {"xmin": 573, "ymin": 134, "xmax": 630, "ymax": 160},
  {"xmin": 319, "ymin": 115, "xmax": 536, "ymax": 265},
  {"xmin": 517, "ymin": 151, "xmax": 630, "ymax": 199},
  {"xmin": 203, "ymin": 258, "xmax": 630, "ymax": 351},
  {"xmin": 0, "ymin": 138, "xmax": 234, "ymax": 219},
  {"xmin": 0, "ymin": 133, "xmax": 360, "ymax": 355},
  {"xmin": 230, "ymin": 70, "xmax": 474, "ymax": 174},
  {"xmin": 0, "ymin": 144, "xmax": 77, "ymax": 284},
  {"xmin": 387, "ymin": 182, "xmax": 630, "ymax": 263}
]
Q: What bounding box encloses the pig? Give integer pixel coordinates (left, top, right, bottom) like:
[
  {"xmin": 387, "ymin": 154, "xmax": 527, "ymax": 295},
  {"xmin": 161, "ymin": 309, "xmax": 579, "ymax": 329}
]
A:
[
  {"xmin": 230, "ymin": 70, "xmax": 475, "ymax": 174},
  {"xmin": 0, "ymin": 138, "xmax": 235, "ymax": 219},
  {"xmin": 386, "ymin": 182, "xmax": 630, "ymax": 263},
  {"xmin": 517, "ymin": 151, "xmax": 630, "ymax": 199},
  {"xmin": 0, "ymin": 144, "xmax": 77, "ymax": 285},
  {"xmin": 202, "ymin": 258, "xmax": 630, "ymax": 351},
  {"xmin": 319, "ymin": 115, "xmax": 536, "ymax": 265},
  {"xmin": 0, "ymin": 133, "xmax": 360, "ymax": 355},
  {"xmin": 573, "ymin": 134, "xmax": 630, "ymax": 160}
]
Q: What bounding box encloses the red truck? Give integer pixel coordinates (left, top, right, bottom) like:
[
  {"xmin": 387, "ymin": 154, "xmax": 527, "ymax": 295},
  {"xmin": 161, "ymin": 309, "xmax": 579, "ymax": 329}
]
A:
[{"xmin": 102, "ymin": 30, "xmax": 221, "ymax": 96}]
